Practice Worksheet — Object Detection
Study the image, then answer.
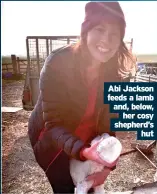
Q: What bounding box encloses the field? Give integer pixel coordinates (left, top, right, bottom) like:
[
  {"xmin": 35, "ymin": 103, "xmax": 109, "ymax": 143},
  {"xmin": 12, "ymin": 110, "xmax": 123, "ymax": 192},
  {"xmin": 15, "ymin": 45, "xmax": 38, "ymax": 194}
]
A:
[
  {"xmin": 2, "ymin": 80, "xmax": 157, "ymax": 193},
  {"xmin": 2, "ymin": 53, "xmax": 157, "ymax": 64}
]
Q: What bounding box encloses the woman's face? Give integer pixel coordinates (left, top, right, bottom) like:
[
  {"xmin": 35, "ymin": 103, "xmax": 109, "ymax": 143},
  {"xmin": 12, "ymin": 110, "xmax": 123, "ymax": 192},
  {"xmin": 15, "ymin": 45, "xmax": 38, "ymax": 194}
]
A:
[{"xmin": 86, "ymin": 20, "xmax": 121, "ymax": 64}]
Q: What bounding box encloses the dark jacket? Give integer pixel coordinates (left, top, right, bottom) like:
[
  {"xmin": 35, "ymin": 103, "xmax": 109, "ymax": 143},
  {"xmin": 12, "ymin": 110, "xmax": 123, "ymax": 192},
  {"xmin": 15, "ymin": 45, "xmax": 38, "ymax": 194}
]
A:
[{"xmin": 28, "ymin": 45, "xmax": 127, "ymax": 172}]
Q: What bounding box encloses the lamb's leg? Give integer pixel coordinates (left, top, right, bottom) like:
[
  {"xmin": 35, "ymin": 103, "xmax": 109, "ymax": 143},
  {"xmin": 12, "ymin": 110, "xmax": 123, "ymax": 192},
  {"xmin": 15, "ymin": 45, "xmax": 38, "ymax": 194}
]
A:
[
  {"xmin": 94, "ymin": 184, "xmax": 105, "ymax": 194},
  {"xmin": 75, "ymin": 180, "xmax": 93, "ymax": 194}
]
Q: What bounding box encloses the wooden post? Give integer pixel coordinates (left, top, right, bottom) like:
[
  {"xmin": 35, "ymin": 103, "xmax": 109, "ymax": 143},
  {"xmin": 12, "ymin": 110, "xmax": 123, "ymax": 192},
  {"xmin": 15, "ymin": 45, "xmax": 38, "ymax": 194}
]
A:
[
  {"xmin": 130, "ymin": 38, "xmax": 133, "ymax": 51},
  {"xmin": 46, "ymin": 38, "xmax": 49, "ymax": 57},
  {"xmin": 50, "ymin": 39, "xmax": 52, "ymax": 52},
  {"xmin": 16, "ymin": 57, "xmax": 20, "ymax": 74},
  {"xmin": 67, "ymin": 37, "xmax": 70, "ymax": 44},
  {"xmin": 11, "ymin": 54, "xmax": 17, "ymax": 74}
]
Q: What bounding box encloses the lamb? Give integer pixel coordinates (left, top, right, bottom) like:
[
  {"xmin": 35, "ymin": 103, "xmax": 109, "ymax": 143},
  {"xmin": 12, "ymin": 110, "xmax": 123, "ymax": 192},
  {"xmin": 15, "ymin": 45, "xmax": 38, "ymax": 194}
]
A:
[{"xmin": 70, "ymin": 133, "xmax": 122, "ymax": 194}]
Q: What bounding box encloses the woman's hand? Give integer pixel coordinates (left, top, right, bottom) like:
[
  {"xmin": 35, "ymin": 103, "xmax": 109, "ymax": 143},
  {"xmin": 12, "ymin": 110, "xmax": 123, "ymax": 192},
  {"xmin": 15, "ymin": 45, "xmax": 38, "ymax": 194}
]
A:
[
  {"xmin": 85, "ymin": 167, "xmax": 111, "ymax": 187},
  {"xmin": 81, "ymin": 140, "xmax": 118, "ymax": 168}
]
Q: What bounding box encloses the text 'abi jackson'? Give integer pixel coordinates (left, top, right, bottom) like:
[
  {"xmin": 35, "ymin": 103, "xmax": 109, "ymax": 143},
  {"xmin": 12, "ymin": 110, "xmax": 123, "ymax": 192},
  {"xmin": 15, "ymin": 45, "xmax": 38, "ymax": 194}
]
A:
[{"xmin": 108, "ymin": 85, "xmax": 154, "ymax": 92}]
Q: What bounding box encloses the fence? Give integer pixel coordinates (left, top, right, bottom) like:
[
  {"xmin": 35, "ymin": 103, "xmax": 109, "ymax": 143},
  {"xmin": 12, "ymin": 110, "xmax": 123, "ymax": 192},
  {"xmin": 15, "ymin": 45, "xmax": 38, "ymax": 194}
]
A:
[
  {"xmin": 26, "ymin": 36, "xmax": 79, "ymax": 77},
  {"xmin": 134, "ymin": 74, "xmax": 157, "ymax": 82},
  {"xmin": 2, "ymin": 55, "xmax": 27, "ymax": 75},
  {"xmin": 23, "ymin": 36, "xmax": 79, "ymax": 108}
]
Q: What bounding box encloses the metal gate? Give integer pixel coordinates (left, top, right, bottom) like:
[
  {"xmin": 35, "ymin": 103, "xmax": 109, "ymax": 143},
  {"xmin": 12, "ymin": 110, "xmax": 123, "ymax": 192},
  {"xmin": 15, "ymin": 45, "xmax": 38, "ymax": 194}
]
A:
[
  {"xmin": 23, "ymin": 36, "xmax": 134, "ymax": 110},
  {"xmin": 23, "ymin": 36, "xmax": 79, "ymax": 110}
]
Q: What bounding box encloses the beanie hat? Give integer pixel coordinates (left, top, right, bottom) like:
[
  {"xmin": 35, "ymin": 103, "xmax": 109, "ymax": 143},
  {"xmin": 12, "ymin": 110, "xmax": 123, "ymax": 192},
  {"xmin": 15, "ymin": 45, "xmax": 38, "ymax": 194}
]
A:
[{"xmin": 81, "ymin": 2, "xmax": 126, "ymax": 39}]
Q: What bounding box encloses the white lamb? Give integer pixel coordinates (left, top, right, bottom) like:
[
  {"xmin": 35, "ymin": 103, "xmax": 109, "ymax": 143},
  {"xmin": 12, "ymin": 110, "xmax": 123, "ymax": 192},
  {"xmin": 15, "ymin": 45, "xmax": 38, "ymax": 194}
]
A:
[{"xmin": 70, "ymin": 133, "xmax": 122, "ymax": 194}]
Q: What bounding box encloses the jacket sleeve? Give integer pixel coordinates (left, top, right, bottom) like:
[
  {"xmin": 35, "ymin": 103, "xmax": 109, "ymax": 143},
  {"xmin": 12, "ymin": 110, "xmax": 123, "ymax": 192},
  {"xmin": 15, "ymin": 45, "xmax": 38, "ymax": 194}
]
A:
[
  {"xmin": 28, "ymin": 91, "xmax": 45, "ymax": 148},
  {"xmin": 32, "ymin": 52, "xmax": 89, "ymax": 170}
]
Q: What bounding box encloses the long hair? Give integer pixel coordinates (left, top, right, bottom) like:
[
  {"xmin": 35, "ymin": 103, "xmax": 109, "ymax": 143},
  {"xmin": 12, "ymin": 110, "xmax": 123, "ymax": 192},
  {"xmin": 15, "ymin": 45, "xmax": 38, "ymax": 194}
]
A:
[
  {"xmin": 72, "ymin": 33, "xmax": 137, "ymax": 79},
  {"xmin": 118, "ymin": 41, "xmax": 137, "ymax": 78}
]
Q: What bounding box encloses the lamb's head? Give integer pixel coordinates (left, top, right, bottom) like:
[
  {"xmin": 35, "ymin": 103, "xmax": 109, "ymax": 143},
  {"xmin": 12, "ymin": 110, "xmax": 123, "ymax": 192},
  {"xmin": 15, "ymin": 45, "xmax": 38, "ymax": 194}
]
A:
[
  {"xmin": 96, "ymin": 136, "xmax": 122, "ymax": 165},
  {"xmin": 90, "ymin": 133, "xmax": 110, "ymax": 146}
]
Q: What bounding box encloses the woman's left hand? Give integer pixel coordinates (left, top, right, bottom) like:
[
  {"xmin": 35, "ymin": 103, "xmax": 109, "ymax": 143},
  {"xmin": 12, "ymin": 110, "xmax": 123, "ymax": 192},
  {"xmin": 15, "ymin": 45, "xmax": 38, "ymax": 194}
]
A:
[{"xmin": 85, "ymin": 167, "xmax": 111, "ymax": 187}]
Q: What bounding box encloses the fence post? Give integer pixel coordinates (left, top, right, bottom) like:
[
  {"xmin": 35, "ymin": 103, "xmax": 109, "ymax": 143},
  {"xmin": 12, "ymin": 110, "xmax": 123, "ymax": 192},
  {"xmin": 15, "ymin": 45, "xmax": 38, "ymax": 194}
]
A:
[
  {"xmin": 67, "ymin": 37, "xmax": 70, "ymax": 44},
  {"xmin": 11, "ymin": 54, "xmax": 17, "ymax": 74},
  {"xmin": 16, "ymin": 57, "xmax": 20, "ymax": 74}
]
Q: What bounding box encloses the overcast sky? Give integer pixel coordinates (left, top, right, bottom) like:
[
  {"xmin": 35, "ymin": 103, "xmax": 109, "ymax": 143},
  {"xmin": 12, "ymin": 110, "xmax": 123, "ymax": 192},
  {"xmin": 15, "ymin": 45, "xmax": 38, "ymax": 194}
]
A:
[{"xmin": 2, "ymin": 1, "xmax": 157, "ymax": 56}]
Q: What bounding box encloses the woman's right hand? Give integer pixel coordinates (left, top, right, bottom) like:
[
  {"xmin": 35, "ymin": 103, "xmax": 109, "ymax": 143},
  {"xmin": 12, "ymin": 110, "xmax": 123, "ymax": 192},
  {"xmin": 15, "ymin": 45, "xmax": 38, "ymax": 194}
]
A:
[{"xmin": 81, "ymin": 140, "xmax": 118, "ymax": 168}]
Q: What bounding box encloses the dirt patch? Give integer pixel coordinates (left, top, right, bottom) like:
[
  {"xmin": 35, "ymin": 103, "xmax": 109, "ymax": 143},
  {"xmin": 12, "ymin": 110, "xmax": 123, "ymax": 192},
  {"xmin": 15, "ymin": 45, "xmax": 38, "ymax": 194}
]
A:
[
  {"xmin": 2, "ymin": 80, "xmax": 157, "ymax": 193},
  {"xmin": 2, "ymin": 80, "xmax": 53, "ymax": 194}
]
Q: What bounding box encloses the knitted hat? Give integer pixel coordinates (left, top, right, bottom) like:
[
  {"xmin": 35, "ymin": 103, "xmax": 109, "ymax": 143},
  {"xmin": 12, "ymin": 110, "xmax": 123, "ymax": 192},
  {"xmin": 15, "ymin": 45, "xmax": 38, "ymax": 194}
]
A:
[{"xmin": 81, "ymin": 2, "xmax": 126, "ymax": 39}]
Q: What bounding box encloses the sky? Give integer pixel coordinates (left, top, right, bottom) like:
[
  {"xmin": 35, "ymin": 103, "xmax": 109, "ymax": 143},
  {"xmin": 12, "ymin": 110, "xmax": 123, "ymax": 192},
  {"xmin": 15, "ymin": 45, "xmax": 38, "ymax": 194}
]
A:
[{"xmin": 1, "ymin": 1, "xmax": 157, "ymax": 56}]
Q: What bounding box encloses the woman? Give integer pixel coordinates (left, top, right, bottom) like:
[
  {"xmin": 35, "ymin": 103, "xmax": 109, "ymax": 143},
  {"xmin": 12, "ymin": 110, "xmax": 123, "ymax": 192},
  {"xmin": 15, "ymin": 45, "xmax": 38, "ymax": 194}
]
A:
[{"xmin": 28, "ymin": 2, "xmax": 136, "ymax": 193}]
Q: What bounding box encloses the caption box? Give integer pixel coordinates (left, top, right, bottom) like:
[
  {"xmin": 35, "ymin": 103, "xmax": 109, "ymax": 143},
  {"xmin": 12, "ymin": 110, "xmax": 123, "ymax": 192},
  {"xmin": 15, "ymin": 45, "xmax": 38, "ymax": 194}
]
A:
[{"xmin": 104, "ymin": 82, "xmax": 157, "ymax": 140}]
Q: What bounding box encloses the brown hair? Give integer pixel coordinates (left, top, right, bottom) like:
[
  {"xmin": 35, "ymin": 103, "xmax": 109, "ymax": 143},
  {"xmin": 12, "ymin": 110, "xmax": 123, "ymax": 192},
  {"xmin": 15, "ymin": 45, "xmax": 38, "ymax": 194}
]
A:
[
  {"xmin": 118, "ymin": 41, "xmax": 137, "ymax": 78},
  {"xmin": 72, "ymin": 34, "xmax": 137, "ymax": 79},
  {"xmin": 72, "ymin": 2, "xmax": 137, "ymax": 80}
]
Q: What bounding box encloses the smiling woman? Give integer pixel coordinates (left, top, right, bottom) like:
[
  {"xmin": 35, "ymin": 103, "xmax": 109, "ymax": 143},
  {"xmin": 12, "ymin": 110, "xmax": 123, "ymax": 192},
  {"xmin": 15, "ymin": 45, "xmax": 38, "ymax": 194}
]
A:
[
  {"xmin": 87, "ymin": 21, "xmax": 121, "ymax": 64},
  {"xmin": 28, "ymin": 2, "xmax": 136, "ymax": 194}
]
